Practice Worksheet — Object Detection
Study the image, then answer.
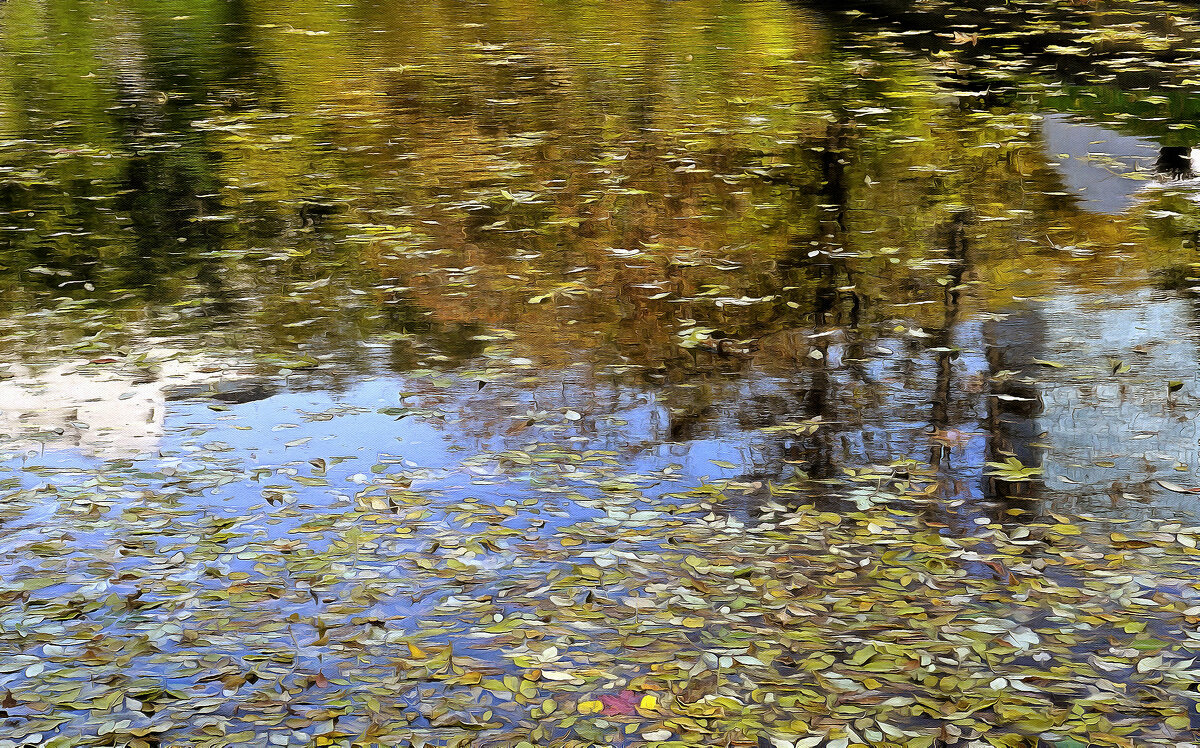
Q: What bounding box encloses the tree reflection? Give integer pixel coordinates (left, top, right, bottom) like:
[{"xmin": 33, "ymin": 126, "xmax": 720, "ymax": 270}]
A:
[{"xmin": 0, "ymin": 0, "xmax": 1197, "ymax": 519}]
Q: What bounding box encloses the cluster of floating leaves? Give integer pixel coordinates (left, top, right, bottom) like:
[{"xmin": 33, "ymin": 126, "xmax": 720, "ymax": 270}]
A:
[{"xmin": 2, "ymin": 435, "xmax": 1200, "ymax": 748}]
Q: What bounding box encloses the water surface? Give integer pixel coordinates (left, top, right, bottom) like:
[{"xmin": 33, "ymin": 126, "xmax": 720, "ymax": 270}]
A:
[{"xmin": 7, "ymin": 0, "xmax": 1200, "ymax": 744}]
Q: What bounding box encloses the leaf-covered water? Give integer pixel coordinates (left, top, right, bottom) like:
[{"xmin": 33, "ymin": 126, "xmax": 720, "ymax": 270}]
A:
[{"xmin": 7, "ymin": 0, "xmax": 1200, "ymax": 744}]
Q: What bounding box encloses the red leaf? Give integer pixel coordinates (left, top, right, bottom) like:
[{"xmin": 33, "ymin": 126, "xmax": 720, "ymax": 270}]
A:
[{"xmin": 599, "ymin": 690, "xmax": 640, "ymax": 716}]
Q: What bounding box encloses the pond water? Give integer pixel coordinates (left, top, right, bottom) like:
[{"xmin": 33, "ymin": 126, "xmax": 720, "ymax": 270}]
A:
[
  {"xmin": 5, "ymin": 0, "xmax": 1200, "ymax": 522},
  {"xmin": 8, "ymin": 0, "xmax": 1200, "ymax": 745}
]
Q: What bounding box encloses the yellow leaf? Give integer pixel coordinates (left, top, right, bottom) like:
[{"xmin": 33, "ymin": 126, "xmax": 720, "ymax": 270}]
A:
[
  {"xmin": 407, "ymin": 642, "xmax": 428, "ymax": 659},
  {"xmin": 578, "ymin": 699, "xmax": 604, "ymax": 715},
  {"xmin": 639, "ymin": 694, "xmax": 658, "ymax": 710}
]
